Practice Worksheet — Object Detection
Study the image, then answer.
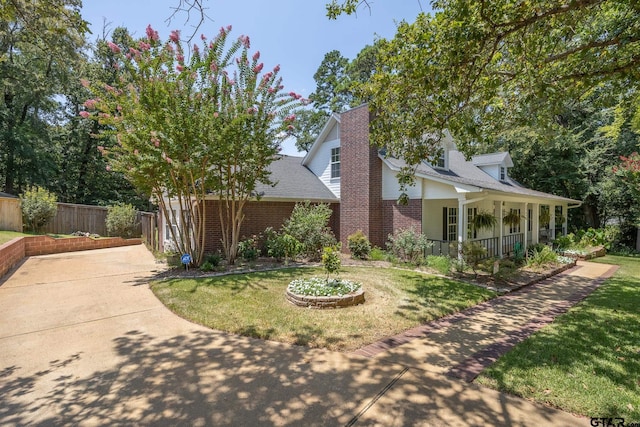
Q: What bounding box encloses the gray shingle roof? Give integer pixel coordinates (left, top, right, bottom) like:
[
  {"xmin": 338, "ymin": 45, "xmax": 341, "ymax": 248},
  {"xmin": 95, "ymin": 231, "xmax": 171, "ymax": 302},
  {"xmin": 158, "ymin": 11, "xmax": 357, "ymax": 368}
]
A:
[
  {"xmin": 472, "ymin": 152, "xmax": 514, "ymax": 167},
  {"xmin": 382, "ymin": 150, "xmax": 580, "ymax": 203},
  {"xmin": 255, "ymin": 155, "xmax": 338, "ymax": 201}
]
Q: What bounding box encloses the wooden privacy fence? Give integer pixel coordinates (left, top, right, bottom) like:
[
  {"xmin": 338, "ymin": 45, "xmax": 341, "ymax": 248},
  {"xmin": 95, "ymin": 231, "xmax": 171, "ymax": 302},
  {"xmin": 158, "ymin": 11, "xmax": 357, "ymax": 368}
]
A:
[
  {"xmin": 42, "ymin": 203, "xmax": 109, "ymax": 236},
  {"xmin": 138, "ymin": 211, "xmax": 159, "ymax": 252},
  {"xmin": 0, "ymin": 196, "xmax": 23, "ymax": 231}
]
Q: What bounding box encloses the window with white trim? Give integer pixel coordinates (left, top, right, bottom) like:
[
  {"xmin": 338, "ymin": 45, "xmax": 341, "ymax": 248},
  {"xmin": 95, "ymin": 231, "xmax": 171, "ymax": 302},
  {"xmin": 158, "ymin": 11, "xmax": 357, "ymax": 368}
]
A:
[
  {"xmin": 444, "ymin": 207, "xmax": 457, "ymax": 241},
  {"xmin": 500, "ymin": 167, "xmax": 506, "ymax": 181},
  {"xmin": 330, "ymin": 147, "xmax": 340, "ymax": 178}
]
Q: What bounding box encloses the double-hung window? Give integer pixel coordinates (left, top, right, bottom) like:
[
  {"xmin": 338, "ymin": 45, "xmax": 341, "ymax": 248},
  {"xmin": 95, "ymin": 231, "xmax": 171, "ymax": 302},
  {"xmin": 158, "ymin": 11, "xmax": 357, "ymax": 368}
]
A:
[{"xmin": 330, "ymin": 147, "xmax": 340, "ymax": 179}]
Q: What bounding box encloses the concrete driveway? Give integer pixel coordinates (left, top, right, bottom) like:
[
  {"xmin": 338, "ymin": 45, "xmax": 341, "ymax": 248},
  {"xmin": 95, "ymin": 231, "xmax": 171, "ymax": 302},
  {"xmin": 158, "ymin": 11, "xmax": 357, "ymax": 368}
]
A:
[{"xmin": 0, "ymin": 245, "xmax": 590, "ymax": 426}]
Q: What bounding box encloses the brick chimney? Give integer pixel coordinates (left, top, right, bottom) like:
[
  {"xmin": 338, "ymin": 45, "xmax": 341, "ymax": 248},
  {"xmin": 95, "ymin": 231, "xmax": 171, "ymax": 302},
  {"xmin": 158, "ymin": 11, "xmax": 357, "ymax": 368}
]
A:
[{"xmin": 339, "ymin": 105, "xmax": 384, "ymax": 249}]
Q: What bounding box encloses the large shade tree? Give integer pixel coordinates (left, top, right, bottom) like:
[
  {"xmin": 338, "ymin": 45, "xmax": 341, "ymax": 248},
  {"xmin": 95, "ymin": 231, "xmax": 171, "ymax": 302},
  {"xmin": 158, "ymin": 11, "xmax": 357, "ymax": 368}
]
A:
[
  {"xmin": 354, "ymin": 0, "xmax": 640, "ymax": 197},
  {"xmin": 83, "ymin": 25, "xmax": 301, "ymax": 264}
]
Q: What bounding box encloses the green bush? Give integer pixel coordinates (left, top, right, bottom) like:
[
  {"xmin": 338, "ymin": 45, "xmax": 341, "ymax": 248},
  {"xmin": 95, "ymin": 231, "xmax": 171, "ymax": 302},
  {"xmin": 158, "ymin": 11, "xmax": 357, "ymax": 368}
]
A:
[
  {"xmin": 459, "ymin": 241, "xmax": 488, "ymax": 276},
  {"xmin": 386, "ymin": 227, "xmax": 432, "ymax": 264},
  {"xmin": 204, "ymin": 252, "xmax": 222, "ymax": 267},
  {"xmin": 238, "ymin": 236, "xmax": 260, "ymax": 261},
  {"xmin": 369, "ymin": 247, "xmax": 387, "ymax": 261},
  {"xmin": 200, "ymin": 261, "xmax": 214, "ymax": 272},
  {"xmin": 282, "ymin": 201, "xmax": 336, "ymax": 260},
  {"xmin": 20, "ymin": 186, "xmax": 58, "ymax": 232},
  {"xmin": 262, "ymin": 227, "xmax": 302, "ymax": 262},
  {"xmin": 553, "ymin": 234, "xmax": 576, "ymax": 250},
  {"xmin": 347, "ymin": 230, "xmax": 371, "ymax": 260},
  {"xmin": 527, "ymin": 245, "xmax": 558, "ymax": 268},
  {"xmin": 425, "ymin": 255, "xmax": 451, "ymax": 275},
  {"xmin": 106, "ymin": 203, "xmax": 139, "ymax": 238},
  {"xmin": 321, "ymin": 245, "xmax": 341, "ymax": 279}
]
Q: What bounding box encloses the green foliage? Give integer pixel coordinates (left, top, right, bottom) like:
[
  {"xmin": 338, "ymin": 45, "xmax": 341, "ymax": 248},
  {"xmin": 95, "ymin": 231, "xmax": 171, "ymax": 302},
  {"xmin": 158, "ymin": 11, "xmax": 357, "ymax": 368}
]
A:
[
  {"xmin": 347, "ymin": 230, "xmax": 371, "ymax": 260},
  {"xmin": 425, "ymin": 255, "xmax": 452, "ymax": 275},
  {"xmin": 106, "ymin": 203, "xmax": 138, "ymax": 238},
  {"xmin": 321, "ymin": 245, "xmax": 341, "ymax": 279},
  {"xmin": 199, "ymin": 262, "xmax": 214, "ymax": 272},
  {"xmin": 203, "ymin": 252, "xmax": 222, "ymax": 267},
  {"xmin": 553, "ymin": 234, "xmax": 575, "ymax": 251},
  {"xmin": 369, "ymin": 247, "xmax": 387, "ymax": 261},
  {"xmin": 20, "ymin": 186, "xmax": 58, "ymax": 232},
  {"xmin": 84, "ymin": 26, "xmax": 302, "ymax": 266},
  {"xmin": 238, "ymin": 236, "xmax": 260, "ymax": 261},
  {"xmin": 282, "ymin": 202, "xmax": 336, "ymax": 260},
  {"xmin": 386, "ymin": 227, "xmax": 432, "ymax": 264},
  {"xmin": 262, "ymin": 227, "xmax": 302, "ymax": 262},
  {"xmin": 527, "ymin": 246, "xmax": 559, "ymax": 268},
  {"xmin": 577, "ymin": 226, "xmax": 620, "ymax": 250},
  {"xmin": 473, "ymin": 210, "xmax": 497, "ymax": 231},
  {"xmin": 459, "ymin": 241, "xmax": 487, "ymax": 276}
]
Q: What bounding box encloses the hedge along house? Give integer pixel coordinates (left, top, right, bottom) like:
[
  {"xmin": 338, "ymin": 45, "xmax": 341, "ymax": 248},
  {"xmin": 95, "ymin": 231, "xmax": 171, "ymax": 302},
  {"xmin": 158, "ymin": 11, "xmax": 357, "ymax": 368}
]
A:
[{"xmin": 159, "ymin": 104, "xmax": 581, "ymax": 258}]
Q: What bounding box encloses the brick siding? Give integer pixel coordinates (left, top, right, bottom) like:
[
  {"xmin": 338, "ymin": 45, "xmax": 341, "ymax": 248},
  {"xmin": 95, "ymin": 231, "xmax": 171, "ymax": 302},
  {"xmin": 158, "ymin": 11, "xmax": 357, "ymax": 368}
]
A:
[
  {"xmin": 201, "ymin": 200, "xmax": 340, "ymax": 254},
  {"xmin": 339, "ymin": 105, "xmax": 384, "ymax": 249},
  {"xmin": 382, "ymin": 199, "xmax": 423, "ymax": 243}
]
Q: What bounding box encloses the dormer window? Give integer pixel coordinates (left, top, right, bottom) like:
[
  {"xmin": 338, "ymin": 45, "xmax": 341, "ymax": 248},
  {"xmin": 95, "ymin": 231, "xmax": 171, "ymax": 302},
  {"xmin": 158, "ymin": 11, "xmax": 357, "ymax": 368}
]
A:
[
  {"xmin": 500, "ymin": 167, "xmax": 506, "ymax": 181},
  {"xmin": 330, "ymin": 147, "xmax": 340, "ymax": 178},
  {"xmin": 435, "ymin": 152, "xmax": 445, "ymax": 168}
]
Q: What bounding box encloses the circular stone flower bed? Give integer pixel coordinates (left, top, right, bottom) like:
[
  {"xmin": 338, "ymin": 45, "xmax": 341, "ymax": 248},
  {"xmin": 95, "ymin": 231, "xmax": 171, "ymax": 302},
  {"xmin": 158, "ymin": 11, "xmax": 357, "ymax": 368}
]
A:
[{"xmin": 286, "ymin": 277, "xmax": 364, "ymax": 309}]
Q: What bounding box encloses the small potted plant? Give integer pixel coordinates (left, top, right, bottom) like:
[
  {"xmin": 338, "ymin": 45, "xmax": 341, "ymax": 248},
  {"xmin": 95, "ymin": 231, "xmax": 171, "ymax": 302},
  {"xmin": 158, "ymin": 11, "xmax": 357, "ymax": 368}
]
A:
[{"xmin": 503, "ymin": 210, "xmax": 522, "ymax": 227}]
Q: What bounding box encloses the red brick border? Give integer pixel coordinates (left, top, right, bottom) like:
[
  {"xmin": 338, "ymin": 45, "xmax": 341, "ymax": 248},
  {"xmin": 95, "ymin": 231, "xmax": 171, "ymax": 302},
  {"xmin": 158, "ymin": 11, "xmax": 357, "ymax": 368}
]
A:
[
  {"xmin": 0, "ymin": 235, "xmax": 142, "ymax": 279},
  {"xmin": 285, "ymin": 288, "xmax": 365, "ymax": 309}
]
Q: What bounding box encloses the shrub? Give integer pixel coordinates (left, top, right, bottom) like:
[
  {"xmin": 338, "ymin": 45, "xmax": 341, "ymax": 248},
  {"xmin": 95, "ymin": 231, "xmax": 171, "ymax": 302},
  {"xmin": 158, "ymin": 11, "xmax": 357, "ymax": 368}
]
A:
[
  {"xmin": 553, "ymin": 234, "xmax": 576, "ymax": 251},
  {"xmin": 459, "ymin": 241, "xmax": 487, "ymax": 276},
  {"xmin": 20, "ymin": 186, "xmax": 58, "ymax": 232},
  {"xmin": 321, "ymin": 245, "xmax": 341, "ymax": 279},
  {"xmin": 527, "ymin": 245, "xmax": 558, "ymax": 268},
  {"xmin": 282, "ymin": 201, "xmax": 336, "ymax": 260},
  {"xmin": 200, "ymin": 261, "xmax": 214, "ymax": 272},
  {"xmin": 238, "ymin": 236, "xmax": 260, "ymax": 261},
  {"xmin": 347, "ymin": 230, "xmax": 371, "ymax": 260},
  {"xmin": 369, "ymin": 247, "xmax": 387, "ymax": 261},
  {"xmin": 386, "ymin": 227, "xmax": 432, "ymax": 264},
  {"xmin": 106, "ymin": 203, "xmax": 139, "ymax": 238},
  {"xmin": 262, "ymin": 227, "xmax": 301, "ymax": 262},
  {"xmin": 204, "ymin": 252, "xmax": 222, "ymax": 267},
  {"xmin": 425, "ymin": 255, "xmax": 451, "ymax": 275}
]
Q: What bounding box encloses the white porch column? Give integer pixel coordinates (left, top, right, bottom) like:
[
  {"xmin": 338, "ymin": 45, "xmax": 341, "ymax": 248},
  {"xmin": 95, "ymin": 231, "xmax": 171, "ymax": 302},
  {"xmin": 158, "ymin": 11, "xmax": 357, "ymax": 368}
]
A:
[
  {"xmin": 562, "ymin": 205, "xmax": 568, "ymax": 236},
  {"xmin": 550, "ymin": 206, "xmax": 556, "ymax": 240},
  {"xmin": 457, "ymin": 197, "xmax": 465, "ymax": 259},
  {"xmin": 496, "ymin": 200, "xmax": 503, "ymax": 257},
  {"xmin": 533, "ymin": 203, "xmax": 540, "ymax": 245},
  {"xmin": 522, "ymin": 202, "xmax": 528, "ymax": 250}
]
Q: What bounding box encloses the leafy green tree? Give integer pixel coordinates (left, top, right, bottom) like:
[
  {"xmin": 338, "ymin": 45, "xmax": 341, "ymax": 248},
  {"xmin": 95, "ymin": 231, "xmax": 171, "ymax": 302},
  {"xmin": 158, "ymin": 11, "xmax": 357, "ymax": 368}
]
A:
[
  {"xmin": 0, "ymin": 0, "xmax": 88, "ymax": 194},
  {"xmin": 83, "ymin": 26, "xmax": 300, "ymax": 265},
  {"xmin": 363, "ymin": 1, "xmax": 640, "ymax": 197}
]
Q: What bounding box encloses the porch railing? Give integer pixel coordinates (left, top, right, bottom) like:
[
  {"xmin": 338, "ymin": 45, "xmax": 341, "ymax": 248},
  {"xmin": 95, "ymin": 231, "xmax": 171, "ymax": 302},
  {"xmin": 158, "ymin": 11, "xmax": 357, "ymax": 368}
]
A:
[
  {"xmin": 502, "ymin": 233, "xmax": 524, "ymax": 257},
  {"xmin": 426, "ymin": 234, "xmax": 523, "ymax": 260}
]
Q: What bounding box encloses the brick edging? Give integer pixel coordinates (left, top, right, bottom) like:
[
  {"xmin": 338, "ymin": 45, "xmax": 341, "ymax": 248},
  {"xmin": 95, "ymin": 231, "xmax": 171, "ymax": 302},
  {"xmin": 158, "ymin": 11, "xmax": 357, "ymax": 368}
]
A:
[
  {"xmin": 0, "ymin": 235, "xmax": 142, "ymax": 280},
  {"xmin": 447, "ymin": 263, "xmax": 619, "ymax": 382}
]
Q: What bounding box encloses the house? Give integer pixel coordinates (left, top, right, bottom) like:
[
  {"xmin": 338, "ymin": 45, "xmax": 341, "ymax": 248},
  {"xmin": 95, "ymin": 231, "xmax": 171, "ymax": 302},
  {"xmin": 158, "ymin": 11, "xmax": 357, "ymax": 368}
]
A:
[{"xmin": 160, "ymin": 104, "xmax": 581, "ymax": 257}]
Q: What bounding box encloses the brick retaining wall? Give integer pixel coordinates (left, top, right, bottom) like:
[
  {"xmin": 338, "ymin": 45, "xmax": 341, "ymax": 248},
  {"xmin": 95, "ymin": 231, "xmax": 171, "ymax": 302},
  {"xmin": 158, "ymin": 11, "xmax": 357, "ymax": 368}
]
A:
[{"xmin": 0, "ymin": 235, "xmax": 141, "ymax": 279}]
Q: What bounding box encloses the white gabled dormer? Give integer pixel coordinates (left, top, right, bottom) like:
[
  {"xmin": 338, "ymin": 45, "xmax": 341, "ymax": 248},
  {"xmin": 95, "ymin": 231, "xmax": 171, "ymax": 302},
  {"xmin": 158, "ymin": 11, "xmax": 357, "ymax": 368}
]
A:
[
  {"xmin": 472, "ymin": 152, "xmax": 514, "ymax": 182},
  {"xmin": 424, "ymin": 130, "xmax": 456, "ymax": 171},
  {"xmin": 302, "ymin": 113, "xmax": 341, "ymax": 198}
]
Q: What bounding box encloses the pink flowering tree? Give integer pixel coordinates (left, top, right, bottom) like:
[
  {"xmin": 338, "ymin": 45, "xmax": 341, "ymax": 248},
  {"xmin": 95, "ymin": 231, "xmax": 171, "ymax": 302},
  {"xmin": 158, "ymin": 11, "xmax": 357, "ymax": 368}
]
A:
[
  {"xmin": 82, "ymin": 25, "xmax": 302, "ymax": 265},
  {"xmin": 614, "ymin": 152, "xmax": 640, "ymax": 197}
]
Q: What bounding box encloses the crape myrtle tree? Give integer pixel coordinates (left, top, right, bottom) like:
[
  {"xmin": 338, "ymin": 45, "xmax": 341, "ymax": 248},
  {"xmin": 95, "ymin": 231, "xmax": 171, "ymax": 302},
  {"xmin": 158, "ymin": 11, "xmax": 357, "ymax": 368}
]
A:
[{"xmin": 82, "ymin": 25, "xmax": 302, "ymax": 265}]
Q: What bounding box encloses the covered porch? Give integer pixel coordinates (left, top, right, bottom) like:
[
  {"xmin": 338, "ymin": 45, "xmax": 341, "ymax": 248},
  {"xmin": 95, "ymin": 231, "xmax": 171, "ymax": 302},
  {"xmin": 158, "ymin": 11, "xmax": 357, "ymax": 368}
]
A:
[{"xmin": 422, "ymin": 194, "xmax": 578, "ymax": 259}]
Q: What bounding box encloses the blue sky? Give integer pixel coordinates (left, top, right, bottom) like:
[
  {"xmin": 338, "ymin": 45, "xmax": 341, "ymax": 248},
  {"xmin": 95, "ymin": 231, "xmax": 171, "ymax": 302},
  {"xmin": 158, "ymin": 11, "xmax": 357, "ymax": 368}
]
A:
[{"xmin": 81, "ymin": 0, "xmax": 429, "ymax": 154}]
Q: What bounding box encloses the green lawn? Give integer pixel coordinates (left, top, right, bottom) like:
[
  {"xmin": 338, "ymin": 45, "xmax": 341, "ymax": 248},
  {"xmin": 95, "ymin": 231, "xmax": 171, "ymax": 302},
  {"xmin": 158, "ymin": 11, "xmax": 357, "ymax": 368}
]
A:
[
  {"xmin": 476, "ymin": 255, "xmax": 640, "ymax": 420},
  {"xmin": 151, "ymin": 266, "xmax": 496, "ymax": 351},
  {"xmin": 0, "ymin": 230, "xmax": 30, "ymax": 245}
]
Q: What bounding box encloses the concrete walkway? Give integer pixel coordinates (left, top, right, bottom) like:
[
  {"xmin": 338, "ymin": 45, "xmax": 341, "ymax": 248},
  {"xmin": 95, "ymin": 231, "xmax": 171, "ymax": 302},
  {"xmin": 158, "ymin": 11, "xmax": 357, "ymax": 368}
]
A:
[{"xmin": 0, "ymin": 245, "xmax": 613, "ymax": 426}]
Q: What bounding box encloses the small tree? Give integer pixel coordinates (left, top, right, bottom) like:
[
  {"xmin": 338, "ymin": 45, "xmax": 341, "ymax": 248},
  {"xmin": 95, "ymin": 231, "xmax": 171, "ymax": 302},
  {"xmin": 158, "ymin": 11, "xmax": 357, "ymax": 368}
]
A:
[
  {"xmin": 20, "ymin": 187, "xmax": 57, "ymax": 232},
  {"xmin": 106, "ymin": 203, "xmax": 139, "ymax": 238},
  {"xmin": 321, "ymin": 245, "xmax": 341, "ymax": 280},
  {"xmin": 282, "ymin": 201, "xmax": 336, "ymax": 260}
]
